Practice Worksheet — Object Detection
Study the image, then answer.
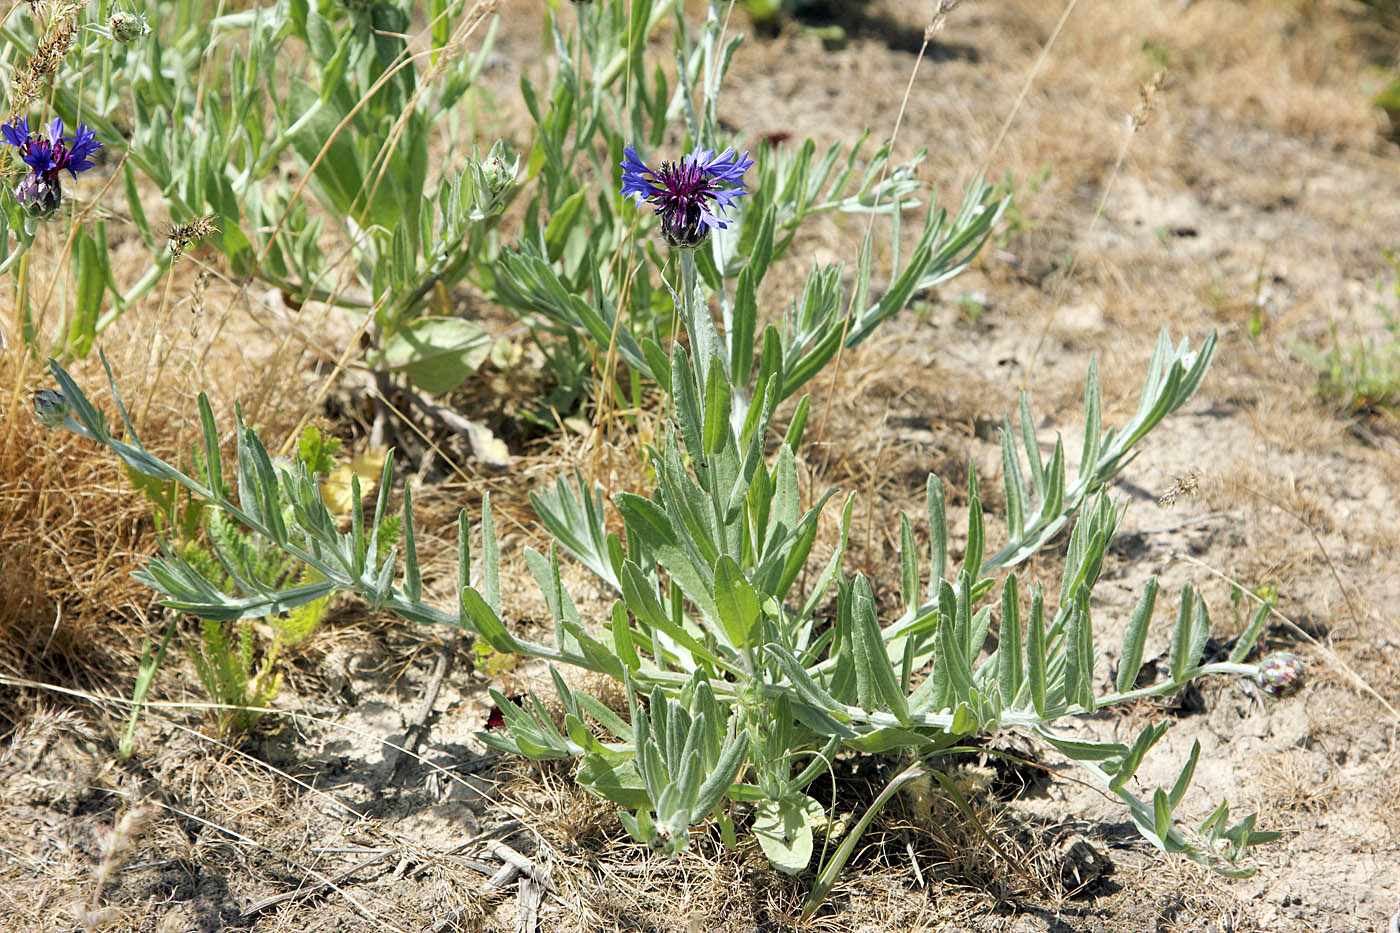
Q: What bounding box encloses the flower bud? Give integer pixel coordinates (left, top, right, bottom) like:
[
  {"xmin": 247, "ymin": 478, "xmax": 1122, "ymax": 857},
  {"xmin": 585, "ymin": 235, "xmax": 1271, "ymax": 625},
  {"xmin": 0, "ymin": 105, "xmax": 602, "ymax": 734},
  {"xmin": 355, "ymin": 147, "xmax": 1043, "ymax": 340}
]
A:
[
  {"xmin": 483, "ymin": 154, "xmax": 514, "ymax": 196},
  {"xmin": 14, "ymin": 172, "xmax": 61, "ymax": 219},
  {"xmin": 1256, "ymin": 652, "xmax": 1304, "ymax": 698},
  {"xmin": 108, "ymin": 10, "xmax": 151, "ymax": 44},
  {"xmin": 33, "ymin": 389, "xmax": 72, "ymax": 428},
  {"xmin": 469, "ymin": 145, "xmax": 518, "ymax": 221}
]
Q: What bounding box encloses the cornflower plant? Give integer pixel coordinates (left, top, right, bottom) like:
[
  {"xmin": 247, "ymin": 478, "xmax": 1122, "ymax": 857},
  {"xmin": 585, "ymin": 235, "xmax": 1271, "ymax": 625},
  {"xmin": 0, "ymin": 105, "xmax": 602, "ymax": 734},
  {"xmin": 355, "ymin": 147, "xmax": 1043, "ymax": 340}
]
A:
[
  {"xmin": 32, "ymin": 0, "xmax": 1288, "ymax": 914},
  {"xmin": 40, "ymin": 130, "xmax": 1282, "ymax": 912}
]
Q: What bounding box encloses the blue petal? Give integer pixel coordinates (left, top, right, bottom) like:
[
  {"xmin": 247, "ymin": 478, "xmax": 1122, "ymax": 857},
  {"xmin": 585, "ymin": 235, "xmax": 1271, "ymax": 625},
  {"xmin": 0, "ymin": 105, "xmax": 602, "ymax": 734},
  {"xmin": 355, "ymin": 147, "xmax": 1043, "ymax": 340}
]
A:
[
  {"xmin": 701, "ymin": 147, "xmax": 754, "ymax": 185},
  {"xmin": 0, "ymin": 118, "xmax": 30, "ymax": 148},
  {"xmin": 21, "ymin": 140, "xmax": 58, "ymax": 174},
  {"xmin": 65, "ymin": 123, "xmax": 103, "ymax": 176},
  {"xmin": 43, "ymin": 117, "xmax": 64, "ymax": 145},
  {"xmin": 619, "ymin": 142, "xmax": 661, "ymax": 204}
]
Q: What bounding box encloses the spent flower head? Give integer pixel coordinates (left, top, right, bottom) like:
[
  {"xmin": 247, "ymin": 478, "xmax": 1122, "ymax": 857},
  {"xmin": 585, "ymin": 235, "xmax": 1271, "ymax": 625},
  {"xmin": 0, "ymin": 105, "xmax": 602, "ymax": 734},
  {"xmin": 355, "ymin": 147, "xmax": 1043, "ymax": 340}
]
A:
[
  {"xmin": 1256, "ymin": 652, "xmax": 1305, "ymax": 698},
  {"xmin": 2, "ymin": 116, "xmax": 103, "ymax": 218},
  {"xmin": 620, "ymin": 142, "xmax": 753, "ymax": 249}
]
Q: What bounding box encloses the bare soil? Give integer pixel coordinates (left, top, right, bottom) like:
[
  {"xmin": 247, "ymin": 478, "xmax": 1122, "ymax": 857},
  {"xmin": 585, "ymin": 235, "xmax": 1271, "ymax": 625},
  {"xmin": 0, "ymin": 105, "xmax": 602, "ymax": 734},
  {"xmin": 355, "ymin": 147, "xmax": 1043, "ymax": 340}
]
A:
[{"xmin": 4, "ymin": 1, "xmax": 1400, "ymax": 931}]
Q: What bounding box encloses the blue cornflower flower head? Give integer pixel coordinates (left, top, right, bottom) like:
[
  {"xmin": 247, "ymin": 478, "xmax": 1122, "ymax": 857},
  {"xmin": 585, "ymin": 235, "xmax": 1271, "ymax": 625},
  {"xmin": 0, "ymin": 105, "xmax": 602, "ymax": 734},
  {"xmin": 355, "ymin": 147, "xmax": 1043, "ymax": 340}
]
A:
[
  {"xmin": 1, "ymin": 116, "xmax": 104, "ymax": 219},
  {"xmin": 620, "ymin": 143, "xmax": 754, "ymax": 249}
]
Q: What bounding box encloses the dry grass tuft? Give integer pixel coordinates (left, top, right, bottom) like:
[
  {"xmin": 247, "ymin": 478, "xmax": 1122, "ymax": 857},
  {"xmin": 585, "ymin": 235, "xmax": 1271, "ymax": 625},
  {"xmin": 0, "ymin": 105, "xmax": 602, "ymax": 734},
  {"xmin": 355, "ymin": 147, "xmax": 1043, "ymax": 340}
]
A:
[
  {"xmin": 0, "ymin": 267, "xmax": 320, "ymax": 702},
  {"xmin": 0, "ymin": 352, "xmax": 161, "ymax": 686}
]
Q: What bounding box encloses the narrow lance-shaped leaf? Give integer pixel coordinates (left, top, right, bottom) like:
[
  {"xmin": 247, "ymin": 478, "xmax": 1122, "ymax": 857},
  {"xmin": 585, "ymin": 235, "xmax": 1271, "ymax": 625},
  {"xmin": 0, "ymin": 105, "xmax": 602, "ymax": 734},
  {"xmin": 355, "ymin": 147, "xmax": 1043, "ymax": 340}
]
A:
[
  {"xmin": 482, "ymin": 492, "xmax": 500, "ymax": 614},
  {"xmin": 926, "ymin": 474, "xmax": 946, "ymax": 594},
  {"xmin": 954, "ymin": 571, "xmax": 973, "ymax": 663},
  {"xmin": 1026, "ymin": 586, "xmax": 1047, "ymax": 716},
  {"xmin": 1080, "ymin": 356, "xmax": 1102, "ymax": 480},
  {"xmin": 692, "ymin": 728, "xmax": 750, "ymax": 819},
  {"xmin": 366, "ymin": 449, "xmax": 394, "ymax": 570},
  {"xmin": 850, "ymin": 574, "xmax": 910, "ymax": 724},
  {"xmin": 1228, "ymin": 594, "xmax": 1274, "ymax": 664},
  {"xmin": 1109, "ymin": 720, "xmax": 1170, "ymax": 792},
  {"xmin": 609, "ymin": 600, "xmax": 640, "ymax": 671},
  {"xmin": 1153, "ymin": 788, "xmax": 1172, "ymax": 843},
  {"xmin": 702, "ymin": 358, "xmax": 733, "ymax": 458},
  {"xmin": 1116, "ymin": 577, "xmax": 1158, "ymax": 692},
  {"xmin": 784, "ymin": 394, "xmax": 809, "ymax": 452},
  {"xmin": 964, "ymin": 466, "xmax": 984, "ymax": 582},
  {"xmin": 766, "ymin": 644, "xmax": 850, "ymax": 721},
  {"xmin": 457, "ymin": 509, "xmax": 471, "ymax": 628},
  {"xmin": 1186, "ymin": 594, "xmax": 1212, "ymax": 680},
  {"xmin": 349, "ymin": 471, "xmax": 365, "ymax": 574},
  {"xmin": 402, "ymin": 482, "xmax": 421, "ymax": 602},
  {"xmin": 713, "ymin": 555, "xmax": 760, "ymax": 650},
  {"xmin": 1001, "ymin": 417, "xmax": 1027, "ymax": 540},
  {"xmin": 1168, "ymin": 739, "xmax": 1200, "ymax": 809},
  {"xmin": 998, "ymin": 574, "xmax": 1023, "ymax": 707},
  {"xmin": 1018, "ymin": 392, "xmax": 1045, "ymax": 496},
  {"xmin": 198, "ymin": 394, "xmax": 223, "ymax": 500},
  {"xmin": 671, "ymin": 345, "xmax": 705, "ymax": 467},
  {"xmin": 1073, "ymin": 585, "xmax": 1095, "ymax": 710},
  {"xmin": 899, "ymin": 512, "xmax": 918, "ymax": 614},
  {"xmin": 1063, "ymin": 595, "xmax": 1085, "ymax": 711},
  {"xmin": 1168, "ymin": 584, "xmax": 1195, "ymax": 681}
]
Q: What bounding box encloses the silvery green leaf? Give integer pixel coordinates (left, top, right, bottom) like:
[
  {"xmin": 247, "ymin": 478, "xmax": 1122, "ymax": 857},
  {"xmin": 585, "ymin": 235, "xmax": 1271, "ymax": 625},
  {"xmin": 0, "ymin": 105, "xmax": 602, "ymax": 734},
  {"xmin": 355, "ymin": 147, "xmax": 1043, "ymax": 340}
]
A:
[
  {"xmin": 1228, "ymin": 595, "xmax": 1273, "ymax": 664},
  {"xmin": 926, "ymin": 474, "xmax": 947, "ymax": 593},
  {"xmin": 937, "ymin": 611, "xmax": 976, "ymax": 705},
  {"xmin": 1168, "ymin": 584, "xmax": 1196, "ymax": 681},
  {"xmin": 618, "ymin": 560, "xmax": 721, "ymax": 672},
  {"xmin": 460, "ymin": 588, "xmax": 524, "ymax": 656},
  {"xmin": 1001, "ymin": 416, "xmax": 1027, "ymax": 540},
  {"xmin": 997, "ymin": 575, "xmax": 1023, "ymax": 707},
  {"xmin": 577, "ymin": 757, "xmax": 650, "ymax": 810},
  {"xmin": 968, "ymin": 605, "xmax": 992, "ymax": 672},
  {"xmin": 1026, "ymin": 586, "xmax": 1048, "ymax": 716},
  {"xmin": 782, "ymin": 394, "xmax": 810, "ymax": 452},
  {"xmin": 480, "ymin": 492, "xmax": 500, "ymax": 613},
  {"xmin": 754, "ymin": 794, "xmax": 822, "ymax": 875},
  {"xmin": 767, "ymin": 644, "xmax": 848, "ymax": 718},
  {"xmin": 608, "ymin": 600, "xmax": 640, "ymax": 671},
  {"xmin": 531, "ymin": 473, "xmax": 618, "ymax": 590},
  {"xmin": 1080, "ymin": 357, "xmax": 1102, "ymax": 480},
  {"xmin": 616, "ymin": 492, "xmax": 678, "ymax": 553},
  {"xmin": 402, "ymin": 483, "xmax": 421, "ymax": 602},
  {"xmin": 712, "ymin": 555, "xmax": 760, "ymax": 650},
  {"xmin": 964, "ymin": 467, "xmax": 984, "ymax": 582},
  {"xmin": 702, "ymin": 360, "xmax": 732, "ymax": 458},
  {"xmin": 953, "ymin": 571, "xmax": 973, "ymax": 662},
  {"xmin": 1186, "ymin": 595, "xmax": 1212, "ymax": 680},
  {"xmin": 456, "ymin": 510, "xmax": 470, "ymax": 627},
  {"xmin": 1168, "ymin": 739, "xmax": 1200, "ymax": 808},
  {"xmin": 850, "ymin": 575, "xmax": 909, "ymax": 724},
  {"xmin": 365, "ymin": 450, "xmax": 394, "ymax": 566},
  {"xmin": 1018, "ymin": 392, "xmax": 1045, "ymax": 495},
  {"xmin": 899, "ymin": 512, "xmax": 919, "ymax": 615},
  {"xmin": 1153, "ymin": 788, "xmax": 1172, "ymax": 842},
  {"xmin": 577, "ymin": 691, "xmax": 634, "ymax": 743},
  {"xmin": 795, "ymin": 493, "xmax": 854, "ymax": 631},
  {"xmin": 1109, "ymin": 720, "xmax": 1170, "ymax": 792},
  {"xmin": 1068, "ymin": 586, "xmax": 1095, "ymax": 711},
  {"xmin": 1116, "ymin": 577, "xmax": 1158, "ymax": 692},
  {"xmin": 754, "ymin": 488, "xmax": 838, "ymax": 602}
]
